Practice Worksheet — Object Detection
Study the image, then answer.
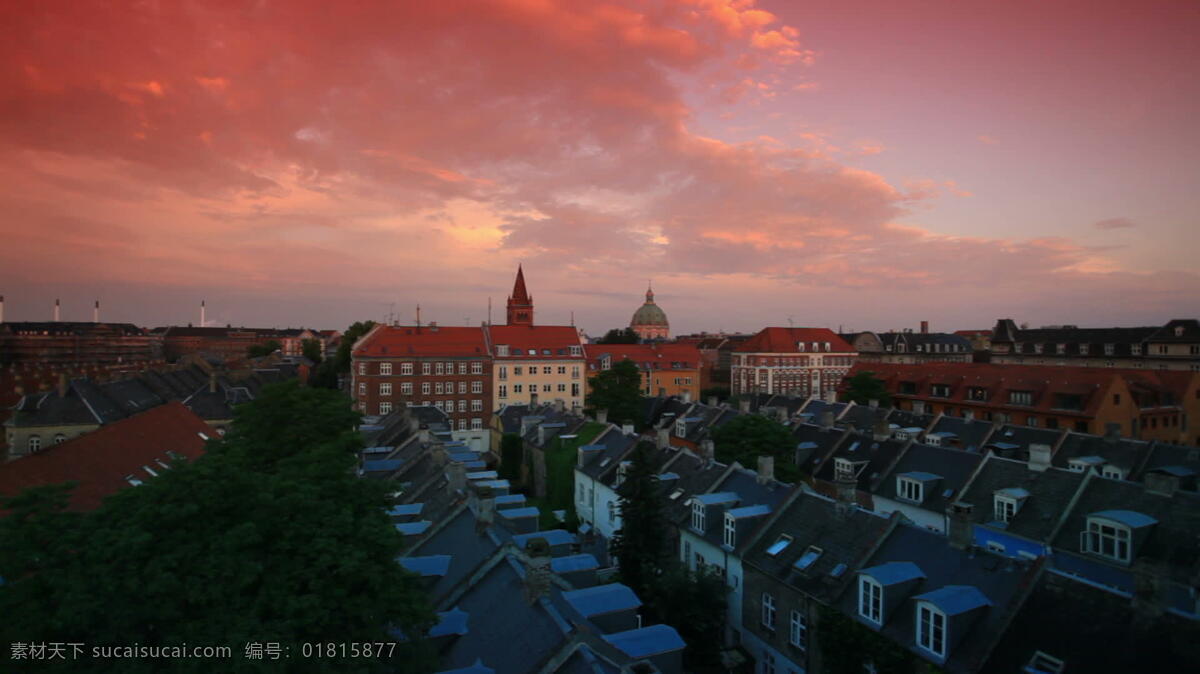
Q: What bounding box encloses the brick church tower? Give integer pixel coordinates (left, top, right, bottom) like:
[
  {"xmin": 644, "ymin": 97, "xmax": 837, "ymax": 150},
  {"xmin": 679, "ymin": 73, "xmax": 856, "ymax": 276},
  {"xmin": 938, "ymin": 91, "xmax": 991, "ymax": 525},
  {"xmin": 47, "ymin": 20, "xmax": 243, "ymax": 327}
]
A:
[{"xmin": 506, "ymin": 265, "xmax": 534, "ymax": 326}]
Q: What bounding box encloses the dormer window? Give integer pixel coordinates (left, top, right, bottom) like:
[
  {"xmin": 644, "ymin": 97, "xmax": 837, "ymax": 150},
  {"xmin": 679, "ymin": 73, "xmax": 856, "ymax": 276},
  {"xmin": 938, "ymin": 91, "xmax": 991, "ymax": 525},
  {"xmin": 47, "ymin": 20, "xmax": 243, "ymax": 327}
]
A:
[
  {"xmin": 1034, "ymin": 343, "xmax": 1044, "ymax": 354},
  {"xmin": 897, "ymin": 476, "xmax": 923, "ymax": 503},
  {"xmin": 675, "ymin": 419, "xmax": 687, "ymax": 437},
  {"xmin": 811, "ymin": 342, "xmax": 819, "ymax": 352},
  {"xmin": 1079, "ymin": 344, "xmax": 1089, "ymax": 355},
  {"xmin": 993, "ymin": 489, "xmax": 1027, "ymax": 523},
  {"xmin": 858, "ymin": 577, "xmax": 883, "ymax": 624},
  {"xmin": 1081, "ymin": 511, "xmax": 1155, "ymax": 564},
  {"xmin": 835, "ymin": 458, "xmax": 867, "ymax": 481},
  {"xmin": 931, "ymin": 384, "xmax": 950, "ymax": 398},
  {"xmin": 1131, "ymin": 344, "xmax": 1142, "ymax": 355},
  {"xmin": 496, "ymin": 345, "xmax": 509, "ymax": 357},
  {"xmin": 824, "ymin": 341, "xmax": 831, "ymax": 351},
  {"xmin": 691, "ymin": 501, "xmax": 706, "ymax": 533},
  {"xmin": 1105, "ymin": 343, "xmax": 1115, "ymax": 355},
  {"xmin": 1009, "ymin": 391, "xmax": 1033, "ymax": 406},
  {"xmin": 569, "ymin": 345, "xmax": 582, "ymax": 357},
  {"xmin": 1175, "ymin": 326, "xmax": 1185, "ymax": 337},
  {"xmin": 797, "ymin": 342, "xmax": 805, "ymax": 352},
  {"xmin": 1056, "ymin": 343, "xmax": 1066, "ymax": 355},
  {"xmin": 723, "ymin": 512, "xmax": 736, "ymax": 548},
  {"xmin": 916, "ymin": 603, "xmax": 947, "ymax": 658},
  {"xmin": 1101, "ymin": 465, "xmax": 1125, "ymax": 480}
]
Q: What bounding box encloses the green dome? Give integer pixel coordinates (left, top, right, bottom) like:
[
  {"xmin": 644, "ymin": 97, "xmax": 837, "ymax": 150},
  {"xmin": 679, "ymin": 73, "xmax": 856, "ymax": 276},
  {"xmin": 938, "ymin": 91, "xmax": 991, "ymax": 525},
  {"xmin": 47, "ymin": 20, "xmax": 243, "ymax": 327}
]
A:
[{"xmin": 630, "ymin": 287, "xmax": 668, "ymax": 327}]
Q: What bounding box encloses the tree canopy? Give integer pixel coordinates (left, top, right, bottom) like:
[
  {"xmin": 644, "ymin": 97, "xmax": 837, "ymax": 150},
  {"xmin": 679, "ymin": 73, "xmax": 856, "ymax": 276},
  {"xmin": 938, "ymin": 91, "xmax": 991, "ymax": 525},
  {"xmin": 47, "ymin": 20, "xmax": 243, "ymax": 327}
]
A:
[
  {"xmin": 842, "ymin": 370, "xmax": 891, "ymax": 407},
  {"xmin": 594, "ymin": 328, "xmax": 640, "ymax": 344},
  {"xmin": 585, "ymin": 359, "xmax": 643, "ymax": 427},
  {"xmin": 0, "ymin": 381, "xmax": 434, "ymax": 673},
  {"xmin": 712, "ymin": 414, "xmax": 802, "ymax": 482},
  {"xmin": 609, "ymin": 441, "xmax": 668, "ymax": 599},
  {"xmin": 246, "ymin": 339, "xmax": 282, "ymax": 358},
  {"xmin": 335, "ymin": 321, "xmax": 377, "ymax": 373},
  {"xmin": 301, "ymin": 338, "xmax": 324, "ymax": 365}
]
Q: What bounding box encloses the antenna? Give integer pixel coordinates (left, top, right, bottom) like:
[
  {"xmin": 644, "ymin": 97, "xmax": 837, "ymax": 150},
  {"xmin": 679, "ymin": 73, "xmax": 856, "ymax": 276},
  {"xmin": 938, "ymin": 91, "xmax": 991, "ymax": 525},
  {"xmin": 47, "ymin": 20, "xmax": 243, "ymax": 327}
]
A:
[
  {"xmin": 570, "ymin": 310, "xmax": 575, "ymax": 327},
  {"xmin": 415, "ymin": 303, "xmax": 421, "ymax": 328},
  {"xmin": 487, "ymin": 297, "xmax": 492, "ymax": 326},
  {"xmin": 788, "ymin": 316, "xmax": 795, "ymax": 328}
]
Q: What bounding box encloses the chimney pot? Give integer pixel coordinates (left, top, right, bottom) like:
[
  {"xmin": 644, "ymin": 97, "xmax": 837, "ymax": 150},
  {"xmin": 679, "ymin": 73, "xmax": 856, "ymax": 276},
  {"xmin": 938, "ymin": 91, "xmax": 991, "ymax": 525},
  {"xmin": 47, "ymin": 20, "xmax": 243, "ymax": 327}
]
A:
[
  {"xmin": 707, "ymin": 396, "xmax": 718, "ymax": 407},
  {"xmin": 756, "ymin": 455, "xmax": 775, "ymax": 484},
  {"xmin": 596, "ymin": 408, "xmax": 608, "ymax": 424},
  {"xmin": 947, "ymin": 501, "xmax": 974, "ymax": 549},
  {"xmin": 1027, "ymin": 444, "xmax": 1052, "ymax": 472},
  {"xmin": 656, "ymin": 427, "xmax": 670, "ymax": 450},
  {"xmin": 739, "ymin": 398, "xmax": 751, "ymax": 413}
]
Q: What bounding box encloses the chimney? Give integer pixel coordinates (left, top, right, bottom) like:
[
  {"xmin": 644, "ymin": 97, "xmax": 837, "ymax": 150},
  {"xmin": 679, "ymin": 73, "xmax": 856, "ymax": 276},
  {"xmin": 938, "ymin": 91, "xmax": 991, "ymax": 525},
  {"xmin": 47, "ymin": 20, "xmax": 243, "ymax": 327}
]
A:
[
  {"xmin": 537, "ymin": 425, "xmax": 547, "ymax": 446},
  {"xmin": 93, "ymin": 300, "xmax": 99, "ymax": 323},
  {"xmin": 54, "ymin": 298, "xmax": 60, "ymax": 322},
  {"xmin": 555, "ymin": 398, "xmax": 565, "ymax": 413},
  {"xmin": 474, "ymin": 485, "xmax": 496, "ymax": 535},
  {"xmin": 418, "ymin": 426, "xmax": 431, "ymax": 443},
  {"xmin": 596, "ymin": 408, "xmax": 608, "ymax": 424},
  {"xmin": 835, "ymin": 475, "xmax": 858, "ymax": 516},
  {"xmin": 873, "ymin": 415, "xmax": 891, "ymax": 441},
  {"xmin": 656, "ymin": 427, "xmax": 670, "ymax": 449},
  {"xmin": 208, "ymin": 372, "xmax": 218, "ymax": 394},
  {"xmin": 56, "ymin": 373, "xmax": 68, "ymax": 398},
  {"xmin": 708, "ymin": 395, "xmax": 718, "ymax": 407},
  {"xmin": 823, "ymin": 388, "xmax": 837, "ymax": 403},
  {"xmin": 1027, "ymin": 444, "xmax": 1052, "ymax": 472},
  {"xmin": 820, "ymin": 411, "xmax": 835, "ymax": 430},
  {"xmin": 739, "ymin": 398, "xmax": 751, "ymax": 413},
  {"xmin": 1104, "ymin": 422, "xmax": 1121, "ymax": 444},
  {"xmin": 681, "ymin": 389, "xmax": 692, "ymax": 403},
  {"xmin": 912, "ymin": 400, "xmax": 926, "ymax": 415},
  {"xmin": 447, "ymin": 462, "xmax": 467, "ymax": 495},
  {"xmin": 531, "ymin": 392, "xmax": 539, "ymax": 407},
  {"xmin": 200, "ymin": 300, "xmax": 206, "ymax": 327},
  {"xmin": 776, "ymin": 406, "xmax": 789, "ymax": 423},
  {"xmin": 963, "ymin": 409, "xmax": 974, "ymax": 421},
  {"xmin": 1144, "ymin": 471, "xmax": 1179, "ymax": 497},
  {"xmin": 920, "ymin": 320, "xmax": 929, "ymax": 334},
  {"xmin": 523, "ymin": 537, "xmax": 553, "ymax": 603},
  {"xmin": 700, "ymin": 438, "xmax": 715, "ymax": 465},
  {"xmin": 621, "ymin": 421, "xmax": 635, "ymax": 436},
  {"xmin": 947, "ymin": 502, "xmax": 974, "ymax": 550},
  {"xmin": 757, "ymin": 456, "xmax": 775, "ymax": 485},
  {"xmin": 868, "ymin": 398, "xmax": 879, "ymax": 409}
]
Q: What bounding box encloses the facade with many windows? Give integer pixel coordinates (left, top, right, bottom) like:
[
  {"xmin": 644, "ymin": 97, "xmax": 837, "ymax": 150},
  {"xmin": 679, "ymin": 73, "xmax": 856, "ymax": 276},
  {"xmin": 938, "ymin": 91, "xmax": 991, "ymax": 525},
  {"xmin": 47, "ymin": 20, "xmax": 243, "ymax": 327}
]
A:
[
  {"xmin": 350, "ymin": 324, "xmax": 492, "ymax": 439},
  {"xmin": 583, "ymin": 343, "xmax": 703, "ymax": 400},
  {"xmin": 488, "ymin": 325, "xmax": 585, "ymax": 411},
  {"xmin": 732, "ymin": 327, "xmax": 858, "ymax": 397}
]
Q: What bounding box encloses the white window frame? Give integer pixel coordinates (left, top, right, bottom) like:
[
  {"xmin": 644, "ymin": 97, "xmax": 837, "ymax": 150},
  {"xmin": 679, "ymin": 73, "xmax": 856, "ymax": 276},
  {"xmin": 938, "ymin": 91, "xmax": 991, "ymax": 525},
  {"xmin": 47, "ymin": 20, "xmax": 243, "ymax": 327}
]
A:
[
  {"xmin": 380, "ymin": 362, "xmax": 392, "ymax": 375},
  {"xmin": 916, "ymin": 603, "xmax": 946, "ymax": 658},
  {"xmin": 994, "ymin": 495, "xmax": 1018, "ymax": 523},
  {"xmin": 435, "ymin": 362, "xmax": 444, "ymax": 376},
  {"xmin": 379, "ymin": 402, "xmax": 393, "ymax": 415},
  {"xmin": 471, "ymin": 418, "xmax": 482, "ymax": 431},
  {"xmin": 422, "ymin": 362, "xmax": 431, "ymax": 375},
  {"xmin": 421, "ymin": 382, "xmax": 431, "ymax": 395},
  {"xmin": 897, "ymin": 477, "xmax": 923, "ymax": 503},
  {"xmin": 28, "ymin": 435, "xmax": 41, "ymax": 452},
  {"xmin": 472, "ymin": 381, "xmax": 483, "ymax": 394},
  {"xmin": 1081, "ymin": 516, "xmax": 1132, "ymax": 563},
  {"xmin": 401, "ymin": 362, "xmax": 413, "ymax": 375},
  {"xmin": 379, "ymin": 382, "xmax": 392, "ymax": 396},
  {"xmin": 789, "ymin": 609, "xmax": 807, "ymax": 649},
  {"xmin": 858, "ymin": 576, "xmax": 883, "ymax": 624},
  {"xmin": 471, "ymin": 361, "xmax": 483, "ymax": 375},
  {"xmin": 358, "ymin": 362, "xmax": 366, "ymax": 375},
  {"xmin": 459, "ymin": 362, "xmax": 467, "ymax": 375},
  {"xmin": 499, "ymin": 385, "xmax": 508, "ymax": 399},
  {"xmin": 761, "ymin": 592, "xmax": 776, "ymax": 630},
  {"xmin": 358, "ymin": 382, "xmax": 366, "ymax": 396},
  {"xmin": 401, "ymin": 382, "xmax": 413, "ymax": 395},
  {"xmin": 691, "ymin": 501, "xmax": 706, "ymax": 532},
  {"xmin": 471, "ymin": 399, "xmax": 483, "ymax": 412},
  {"xmin": 723, "ymin": 513, "xmax": 736, "ymax": 548}
]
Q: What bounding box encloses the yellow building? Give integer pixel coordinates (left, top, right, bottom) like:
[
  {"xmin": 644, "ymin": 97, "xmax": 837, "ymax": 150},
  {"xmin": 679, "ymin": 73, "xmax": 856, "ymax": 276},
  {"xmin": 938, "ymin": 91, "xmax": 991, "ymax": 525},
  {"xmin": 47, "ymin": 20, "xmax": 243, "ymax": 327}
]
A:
[{"xmin": 488, "ymin": 324, "xmax": 586, "ymax": 411}]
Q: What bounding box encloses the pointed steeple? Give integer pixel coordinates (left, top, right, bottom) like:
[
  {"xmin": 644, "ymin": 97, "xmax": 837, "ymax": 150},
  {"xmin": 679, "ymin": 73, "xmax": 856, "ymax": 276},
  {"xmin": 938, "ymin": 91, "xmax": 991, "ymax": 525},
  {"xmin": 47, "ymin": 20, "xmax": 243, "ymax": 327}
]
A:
[
  {"xmin": 511, "ymin": 264, "xmax": 532, "ymax": 304},
  {"xmin": 506, "ymin": 265, "xmax": 534, "ymax": 326},
  {"xmin": 645, "ymin": 279, "xmax": 654, "ymax": 304}
]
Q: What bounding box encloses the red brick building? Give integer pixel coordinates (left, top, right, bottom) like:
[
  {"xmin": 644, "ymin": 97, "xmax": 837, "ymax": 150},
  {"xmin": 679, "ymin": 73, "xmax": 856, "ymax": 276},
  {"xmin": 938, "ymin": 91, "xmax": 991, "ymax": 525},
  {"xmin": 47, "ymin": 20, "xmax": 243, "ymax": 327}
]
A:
[
  {"xmin": 731, "ymin": 327, "xmax": 857, "ymax": 397},
  {"xmin": 0, "ymin": 321, "xmax": 162, "ymax": 365},
  {"xmin": 351, "ymin": 325, "xmax": 492, "ymax": 432}
]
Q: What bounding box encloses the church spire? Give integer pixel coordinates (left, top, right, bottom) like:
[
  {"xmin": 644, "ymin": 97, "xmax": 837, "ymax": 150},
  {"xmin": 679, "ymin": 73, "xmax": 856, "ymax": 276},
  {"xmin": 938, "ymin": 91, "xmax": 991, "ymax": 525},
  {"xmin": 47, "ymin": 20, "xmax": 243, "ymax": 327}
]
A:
[
  {"xmin": 506, "ymin": 265, "xmax": 534, "ymax": 326},
  {"xmin": 646, "ymin": 279, "xmax": 654, "ymax": 303}
]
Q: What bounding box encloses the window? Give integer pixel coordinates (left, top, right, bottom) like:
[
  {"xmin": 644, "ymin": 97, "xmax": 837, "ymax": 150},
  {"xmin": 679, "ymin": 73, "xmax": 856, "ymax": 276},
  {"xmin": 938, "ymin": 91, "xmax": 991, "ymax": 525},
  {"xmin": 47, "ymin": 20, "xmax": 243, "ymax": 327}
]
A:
[
  {"xmin": 496, "ymin": 345, "xmax": 509, "ymax": 357},
  {"xmin": 457, "ymin": 419, "xmax": 466, "ymax": 430},
  {"xmin": 435, "ymin": 362, "xmax": 444, "ymax": 376},
  {"xmin": 1131, "ymin": 344, "xmax": 1142, "ymax": 356},
  {"xmin": 422, "ymin": 362, "xmax": 432, "ymax": 375},
  {"xmin": 471, "ymin": 400, "xmax": 482, "ymax": 412},
  {"xmin": 542, "ymin": 366, "xmax": 551, "ymax": 374},
  {"xmin": 766, "ymin": 535, "xmax": 792, "ymax": 556},
  {"xmin": 1101, "ymin": 466, "xmax": 1123, "ymax": 480},
  {"xmin": 358, "ymin": 363, "xmax": 366, "ymax": 375},
  {"xmin": 1009, "ymin": 391, "xmax": 1033, "ymax": 406},
  {"xmin": 1056, "ymin": 343, "xmax": 1066, "ymax": 355},
  {"xmin": 435, "ymin": 382, "xmax": 444, "ymax": 395},
  {"xmin": 858, "ymin": 577, "xmax": 882, "ymax": 624},
  {"xmin": 379, "ymin": 402, "xmax": 393, "ymax": 415},
  {"xmin": 400, "ymin": 362, "xmax": 413, "ymax": 375},
  {"xmin": 789, "ymin": 610, "xmax": 807, "ymax": 649},
  {"xmin": 1079, "ymin": 344, "xmax": 1089, "ymax": 355},
  {"xmin": 1082, "ymin": 517, "xmax": 1131, "ymax": 563},
  {"xmin": 514, "ymin": 366, "xmax": 523, "ymax": 376},
  {"xmin": 1027, "ymin": 416, "xmax": 1038, "ymax": 427},
  {"xmin": 358, "ymin": 382, "xmax": 366, "ymax": 396},
  {"xmin": 379, "ymin": 382, "xmax": 392, "ymax": 396},
  {"xmin": 458, "ymin": 382, "xmax": 467, "ymax": 394},
  {"xmin": 471, "ymin": 418, "xmax": 482, "ymax": 431},
  {"xmin": 54, "ymin": 433, "xmax": 66, "ymax": 445},
  {"xmin": 401, "ymin": 382, "xmax": 413, "ymax": 395},
  {"xmin": 445, "ymin": 362, "xmax": 454, "ymax": 373},
  {"xmin": 916, "ymin": 604, "xmax": 946, "ymax": 657},
  {"xmin": 762, "ymin": 651, "xmax": 776, "ymax": 674},
  {"xmin": 471, "ymin": 361, "xmax": 483, "ymax": 374},
  {"xmin": 472, "ymin": 381, "xmax": 483, "ymax": 394},
  {"xmin": 931, "ymin": 384, "xmax": 950, "ymax": 398},
  {"xmin": 557, "ymin": 366, "xmax": 567, "ymax": 375},
  {"xmin": 607, "ymin": 501, "xmax": 616, "ymax": 524},
  {"xmin": 459, "ymin": 362, "xmax": 467, "ymax": 375},
  {"xmin": 571, "ymin": 366, "xmax": 580, "ymax": 379},
  {"xmin": 380, "ymin": 362, "xmax": 392, "ymax": 375},
  {"xmin": 557, "ymin": 383, "xmax": 566, "ymax": 392},
  {"xmin": 761, "ymin": 593, "xmax": 776, "ymax": 630},
  {"xmin": 514, "ymin": 384, "xmax": 523, "ymax": 393},
  {"xmin": 691, "ymin": 501, "xmax": 706, "ymax": 532},
  {"xmin": 499, "ymin": 385, "xmax": 508, "ymax": 399},
  {"xmin": 571, "ymin": 383, "xmax": 580, "ymax": 397},
  {"xmin": 897, "ymin": 477, "xmax": 923, "ymax": 503},
  {"xmin": 994, "ymin": 496, "xmax": 1018, "ymax": 523},
  {"xmin": 1026, "ymin": 651, "xmax": 1065, "ymax": 674},
  {"xmin": 422, "ymin": 382, "xmax": 431, "ymax": 395},
  {"xmin": 458, "ymin": 400, "xmax": 466, "ymax": 412},
  {"xmin": 28, "ymin": 435, "xmax": 41, "ymax": 452},
  {"xmin": 499, "ymin": 366, "xmax": 508, "ymax": 381},
  {"xmin": 968, "ymin": 386, "xmax": 988, "ymax": 401},
  {"xmin": 724, "ymin": 513, "xmax": 736, "ymax": 548}
]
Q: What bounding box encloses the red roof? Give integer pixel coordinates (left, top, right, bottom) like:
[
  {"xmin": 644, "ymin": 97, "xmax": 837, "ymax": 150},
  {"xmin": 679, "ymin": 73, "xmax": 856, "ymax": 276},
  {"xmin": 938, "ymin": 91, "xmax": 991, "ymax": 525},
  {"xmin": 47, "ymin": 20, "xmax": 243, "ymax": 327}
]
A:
[
  {"xmin": 583, "ymin": 343, "xmax": 702, "ymax": 369},
  {"xmin": 0, "ymin": 401, "xmax": 211, "ymax": 512},
  {"xmin": 353, "ymin": 325, "xmax": 488, "ymax": 358},
  {"xmin": 735, "ymin": 327, "xmax": 855, "ymax": 354},
  {"xmin": 954, "ymin": 329, "xmax": 992, "ymax": 338},
  {"xmin": 510, "ymin": 265, "xmax": 532, "ymax": 304},
  {"xmin": 486, "ymin": 325, "xmax": 582, "ymax": 359}
]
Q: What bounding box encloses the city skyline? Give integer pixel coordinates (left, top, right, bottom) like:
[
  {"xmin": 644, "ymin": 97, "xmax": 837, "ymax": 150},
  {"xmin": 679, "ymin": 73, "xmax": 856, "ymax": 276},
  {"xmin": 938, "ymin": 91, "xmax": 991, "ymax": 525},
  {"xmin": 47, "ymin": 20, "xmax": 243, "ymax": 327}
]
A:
[{"xmin": 2, "ymin": 0, "xmax": 1198, "ymax": 334}]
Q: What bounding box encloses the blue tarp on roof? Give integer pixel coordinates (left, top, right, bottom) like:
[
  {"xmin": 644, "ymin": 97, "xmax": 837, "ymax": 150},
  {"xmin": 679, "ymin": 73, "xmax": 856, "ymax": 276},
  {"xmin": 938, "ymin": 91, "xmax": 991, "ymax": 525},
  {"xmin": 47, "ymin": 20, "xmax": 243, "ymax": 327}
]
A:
[
  {"xmin": 512, "ymin": 529, "xmax": 575, "ymax": 548},
  {"xmin": 1093, "ymin": 509, "xmax": 1158, "ymax": 528},
  {"xmin": 395, "ymin": 521, "xmax": 433, "ymax": 536},
  {"xmin": 693, "ymin": 491, "xmax": 739, "ymax": 505},
  {"xmin": 400, "ymin": 555, "xmax": 452, "ymax": 577},
  {"xmin": 602, "ymin": 624, "xmax": 686, "ymax": 658},
  {"xmin": 914, "ymin": 585, "xmax": 992, "ymax": 615},
  {"xmin": 363, "ymin": 459, "xmax": 404, "ymax": 472},
  {"xmin": 389, "ymin": 503, "xmax": 424, "ymax": 517},
  {"xmin": 499, "ymin": 507, "xmax": 539, "ymax": 520},
  {"xmin": 563, "ymin": 583, "xmax": 641, "ymax": 617},
  {"xmin": 429, "ymin": 607, "xmax": 470, "ymax": 637},
  {"xmin": 860, "ymin": 561, "xmax": 925, "ymax": 586},
  {"xmin": 551, "ymin": 554, "xmax": 599, "ymax": 574},
  {"xmin": 727, "ymin": 504, "xmax": 771, "ymax": 519}
]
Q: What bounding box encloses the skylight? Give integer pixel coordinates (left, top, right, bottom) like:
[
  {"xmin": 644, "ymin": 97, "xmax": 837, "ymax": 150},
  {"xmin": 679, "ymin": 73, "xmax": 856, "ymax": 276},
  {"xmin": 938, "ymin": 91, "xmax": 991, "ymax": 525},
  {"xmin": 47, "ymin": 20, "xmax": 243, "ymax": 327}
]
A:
[
  {"xmin": 766, "ymin": 535, "xmax": 792, "ymax": 556},
  {"xmin": 794, "ymin": 546, "xmax": 823, "ymax": 571},
  {"xmin": 668, "ymin": 488, "xmax": 685, "ymax": 500},
  {"xmin": 829, "ymin": 563, "xmax": 847, "ymax": 578}
]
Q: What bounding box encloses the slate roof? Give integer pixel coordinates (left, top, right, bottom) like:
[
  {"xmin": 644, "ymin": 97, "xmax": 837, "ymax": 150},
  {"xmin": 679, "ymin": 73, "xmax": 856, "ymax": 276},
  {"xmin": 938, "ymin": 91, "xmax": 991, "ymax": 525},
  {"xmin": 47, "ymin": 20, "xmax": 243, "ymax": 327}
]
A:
[
  {"xmin": 927, "ymin": 416, "xmax": 994, "ymax": 452},
  {"xmin": 957, "ymin": 455, "xmax": 1086, "ymax": 542},
  {"xmin": 689, "ymin": 466, "xmax": 791, "ymax": 550},
  {"xmin": 984, "ymin": 425, "xmax": 1063, "ymax": 458},
  {"xmin": 0, "ymin": 402, "xmax": 211, "ymax": 511},
  {"xmin": 872, "ymin": 443, "xmax": 984, "ymax": 511},
  {"xmin": 657, "ymin": 449, "xmax": 729, "ymax": 528},
  {"xmin": 1052, "ymin": 432, "xmax": 1150, "ymax": 474},
  {"xmin": 813, "ymin": 433, "xmax": 909, "ymax": 497}
]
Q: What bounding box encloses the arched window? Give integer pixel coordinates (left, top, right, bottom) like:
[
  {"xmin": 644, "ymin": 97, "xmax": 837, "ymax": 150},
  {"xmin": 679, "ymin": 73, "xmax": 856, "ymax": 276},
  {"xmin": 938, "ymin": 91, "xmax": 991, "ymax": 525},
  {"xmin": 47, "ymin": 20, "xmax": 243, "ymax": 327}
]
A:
[{"xmin": 54, "ymin": 434, "xmax": 67, "ymax": 445}]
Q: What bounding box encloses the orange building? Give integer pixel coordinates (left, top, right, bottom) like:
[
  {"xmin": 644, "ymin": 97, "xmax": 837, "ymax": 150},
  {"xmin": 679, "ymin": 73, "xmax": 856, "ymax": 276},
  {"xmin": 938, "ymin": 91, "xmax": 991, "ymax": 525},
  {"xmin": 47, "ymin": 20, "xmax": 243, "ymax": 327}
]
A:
[{"xmin": 583, "ymin": 343, "xmax": 702, "ymax": 399}]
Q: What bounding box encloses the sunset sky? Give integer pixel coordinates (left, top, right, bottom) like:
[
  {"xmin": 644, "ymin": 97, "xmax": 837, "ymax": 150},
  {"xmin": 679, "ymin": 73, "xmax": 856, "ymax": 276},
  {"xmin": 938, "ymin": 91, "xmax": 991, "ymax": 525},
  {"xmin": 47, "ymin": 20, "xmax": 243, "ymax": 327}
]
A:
[{"xmin": 2, "ymin": 0, "xmax": 1197, "ymax": 335}]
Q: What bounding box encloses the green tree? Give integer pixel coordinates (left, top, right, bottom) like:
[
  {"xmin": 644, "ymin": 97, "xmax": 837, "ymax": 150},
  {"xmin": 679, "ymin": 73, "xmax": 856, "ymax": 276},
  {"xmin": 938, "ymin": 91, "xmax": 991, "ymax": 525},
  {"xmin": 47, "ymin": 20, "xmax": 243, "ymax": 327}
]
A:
[
  {"xmin": 335, "ymin": 321, "xmax": 378, "ymax": 373},
  {"xmin": 585, "ymin": 359, "xmax": 643, "ymax": 427},
  {"xmin": 595, "ymin": 328, "xmax": 640, "ymax": 344},
  {"xmin": 0, "ymin": 382, "xmax": 435, "ymax": 673},
  {"xmin": 498, "ymin": 433, "xmax": 524, "ymax": 484},
  {"xmin": 712, "ymin": 414, "xmax": 801, "ymax": 482},
  {"xmin": 301, "ymin": 338, "xmax": 324, "ymax": 365},
  {"xmin": 842, "ymin": 370, "xmax": 891, "ymax": 407},
  {"xmin": 649, "ymin": 567, "xmax": 727, "ymax": 672},
  {"xmin": 247, "ymin": 339, "xmax": 282, "ymax": 358},
  {"xmin": 609, "ymin": 441, "xmax": 668, "ymax": 598}
]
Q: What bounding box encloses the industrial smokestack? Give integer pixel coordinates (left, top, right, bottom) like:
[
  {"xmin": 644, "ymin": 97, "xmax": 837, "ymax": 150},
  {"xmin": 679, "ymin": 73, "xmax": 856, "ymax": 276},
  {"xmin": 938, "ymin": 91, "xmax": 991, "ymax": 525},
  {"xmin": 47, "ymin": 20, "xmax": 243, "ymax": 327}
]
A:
[
  {"xmin": 200, "ymin": 300, "xmax": 206, "ymax": 327},
  {"xmin": 94, "ymin": 300, "xmax": 100, "ymax": 323},
  {"xmin": 0, "ymin": 294, "xmax": 4, "ymax": 324},
  {"xmin": 54, "ymin": 298, "xmax": 60, "ymax": 322},
  {"xmin": 920, "ymin": 320, "xmax": 929, "ymax": 334}
]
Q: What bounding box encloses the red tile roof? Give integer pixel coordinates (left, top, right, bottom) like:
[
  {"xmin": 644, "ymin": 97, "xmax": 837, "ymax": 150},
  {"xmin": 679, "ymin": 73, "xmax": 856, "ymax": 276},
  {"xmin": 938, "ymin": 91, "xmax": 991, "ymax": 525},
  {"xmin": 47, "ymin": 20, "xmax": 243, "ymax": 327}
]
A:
[
  {"xmin": 735, "ymin": 327, "xmax": 855, "ymax": 354},
  {"xmin": 583, "ymin": 343, "xmax": 702, "ymax": 369},
  {"xmin": 0, "ymin": 401, "xmax": 211, "ymax": 512},
  {"xmin": 486, "ymin": 325, "xmax": 582, "ymax": 359},
  {"xmin": 353, "ymin": 325, "xmax": 488, "ymax": 358}
]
